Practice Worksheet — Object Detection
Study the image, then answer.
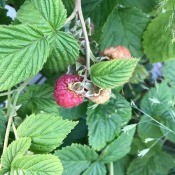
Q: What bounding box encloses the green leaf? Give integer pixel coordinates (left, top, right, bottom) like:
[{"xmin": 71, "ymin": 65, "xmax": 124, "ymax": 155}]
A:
[
  {"xmin": 138, "ymin": 115, "xmax": 163, "ymax": 142},
  {"xmin": 162, "ymin": 60, "xmax": 175, "ymax": 86},
  {"xmin": 17, "ymin": 0, "xmax": 67, "ymax": 34},
  {"xmin": 0, "ymin": 8, "xmax": 12, "ymax": 24},
  {"xmin": 141, "ymin": 82, "xmax": 174, "ymax": 117},
  {"xmin": 120, "ymin": 0, "xmax": 158, "ymax": 13},
  {"xmin": 114, "ymin": 156, "xmax": 130, "ymax": 175},
  {"xmin": 55, "ymin": 144, "xmax": 98, "ymax": 175},
  {"xmin": 0, "ymin": 110, "xmax": 6, "ymax": 148},
  {"xmin": 100, "ymin": 6, "xmax": 149, "ymax": 57},
  {"xmin": 90, "ymin": 59, "xmax": 139, "ymax": 88},
  {"xmin": 62, "ymin": 0, "xmax": 74, "ymax": 16},
  {"xmin": 11, "ymin": 154, "xmax": 63, "ymax": 175},
  {"xmin": 17, "ymin": 113, "xmax": 78, "ymax": 153},
  {"xmin": 143, "ymin": 11, "xmax": 175, "ymax": 63},
  {"xmin": 82, "ymin": 0, "xmax": 118, "ymax": 30},
  {"xmin": 1, "ymin": 137, "xmax": 31, "ymax": 169},
  {"xmin": 45, "ymin": 31, "xmax": 79, "ymax": 73},
  {"xmin": 87, "ymin": 93, "xmax": 132, "ymax": 151},
  {"xmin": 17, "ymin": 84, "xmax": 58, "ymax": 116},
  {"xmin": 82, "ymin": 161, "xmax": 106, "ymax": 175},
  {"xmin": 100, "ymin": 125, "xmax": 136, "ymax": 163},
  {"xmin": 129, "ymin": 64, "xmax": 148, "ymax": 84},
  {"xmin": 0, "ymin": 25, "xmax": 50, "ymax": 91},
  {"xmin": 127, "ymin": 151, "xmax": 175, "ymax": 175},
  {"xmin": 0, "ymin": 0, "xmax": 5, "ymax": 7},
  {"xmin": 59, "ymin": 102, "xmax": 88, "ymax": 120}
]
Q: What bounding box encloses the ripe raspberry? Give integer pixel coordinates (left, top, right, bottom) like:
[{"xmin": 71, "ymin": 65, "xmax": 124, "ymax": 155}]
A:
[
  {"xmin": 90, "ymin": 89, "xmax": 111, "ymax": 104},
  {"xmin": 54, "ymin": 74, "xmax": 84, "ymax": 108},
  {"xmin": 103, "ymin": 46, "xmax": 131, "ymax": 59}
]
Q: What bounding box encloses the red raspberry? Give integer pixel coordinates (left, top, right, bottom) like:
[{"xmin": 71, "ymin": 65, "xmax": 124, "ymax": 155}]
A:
[
  {"xmin": 54, "ymin": 74, "xmax": 84, "ymax": 108},
  {"xmin": 103, "ymin": 46, "xmax": 131, "ymax": 59}
]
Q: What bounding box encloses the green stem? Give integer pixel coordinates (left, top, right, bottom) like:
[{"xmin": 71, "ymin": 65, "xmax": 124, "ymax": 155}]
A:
[
  {"xmin": 2, "ymin": 77, "xmax": 32, "ymax": 153},
  {"xmin": 0, "ymin": 89, "xmax": 15, "ymax": 97},
  {"xmin": 109, "ymin": 162, "xmax": 114, "ymax": 175},
  {"xmin": 78, "ymin": 0, "xmax": 91, "ymax": 78}
]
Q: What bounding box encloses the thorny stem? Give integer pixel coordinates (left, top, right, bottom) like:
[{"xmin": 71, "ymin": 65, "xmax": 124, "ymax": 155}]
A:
[
  {"xmin": 78, "ymin": 0, "xmax": 91, "ymax": 79},
  {"xmin": 0, "ymin": 89, "xmax": 16, "ymax": 97},
  {"xmin": 12, "ymin": 122, "xmax": 18, "ymax": 139},
  {"xmin": 2, "ymin": 78, "xmax": 32, "ymax": 154}
]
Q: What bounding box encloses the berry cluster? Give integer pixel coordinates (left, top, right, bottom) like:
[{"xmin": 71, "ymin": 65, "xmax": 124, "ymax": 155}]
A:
[{"xmin": 54, "ymin": 46, "xmax": 131, "ymax": 108}]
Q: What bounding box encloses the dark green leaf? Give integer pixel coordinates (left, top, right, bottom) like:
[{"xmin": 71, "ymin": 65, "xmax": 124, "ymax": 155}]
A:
[
  {"xmin": 17, "ymin": 84, "xmax": 58, "ymax": 116},
  {"xmin": 100, "ymin": 6, "xmax": 149, "ymax": 57},
  {"xmin": 100, "ymin": 125, "xmax": 136, "ymax": 163},
  {"xmin": 0, "ymin": 8, "xmax": 11, "ymax": 24},
  {"xmin": 87, "ymin": 93, "xmax": 131, "ymax": 151}
]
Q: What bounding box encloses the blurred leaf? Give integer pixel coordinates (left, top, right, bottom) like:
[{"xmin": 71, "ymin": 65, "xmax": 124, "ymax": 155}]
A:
[
  {"xmin": 127, "ymin": 151, "xmax": 175, "ymax": 175},
  {"xmin": 0, "ymin": 8, "xmax": 12, "ymax": 24},
  {"xmin": 114, "ymin": 156, "xmax": 130, "ymax": 175},
  {"xmin": 143, "ymin": 11, "xmax": 175, "ymax": 63},
  {"xmin": 129, "ymin": 64, "xmax": 149, "ymax": 84},
  {"xmin": 0, "ymin": 109, "xmax": 6, "ymax": 148},
  {"xmin": 62, "ymin": 0, "xmax": 74, "ymax": 16},
  {"xmin": 163, "ymin": 60, "xmax": 175, "ymax": 86},
  {"xmin": 82, "ymin": 0, "xmax": 118, "ymax": 30},
  {"xmin": 100, "ymin": 6, "xmax": 149, "ymax": 57},
  {"xmin": 87, "ymin": 93, "xmax": 132, "ymax": 151},
  {"xmin": 0, "ymin": 0, "xmax": 5, "ymax": 7}
]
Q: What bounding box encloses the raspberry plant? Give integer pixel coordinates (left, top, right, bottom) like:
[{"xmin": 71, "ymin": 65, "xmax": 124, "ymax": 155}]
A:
[{"xmin": 0, "ymin": 0, "xmax": 175, "ymax": 174}]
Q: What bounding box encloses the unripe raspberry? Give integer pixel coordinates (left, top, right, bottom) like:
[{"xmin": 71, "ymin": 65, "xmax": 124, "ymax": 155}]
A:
[
  {"xmin": 103, "ymin": 46, "xmax": 131, "ymax": 59},
  {"xmin": 90, "ymin": 89, "xmax": 111, "ymax": 104},
  {"xmin": 54, "ymin": 74, "xmax": 84, "ymax": 108}
]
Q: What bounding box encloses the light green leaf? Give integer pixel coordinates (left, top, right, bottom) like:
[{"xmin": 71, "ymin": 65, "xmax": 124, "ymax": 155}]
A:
[
  {"xmin": 82, "ymin": 0, "xmax": 118, "ymax": 30},
  {"xmin": 0, "ymin": 25, "xmax": 50, "ymax": 91},
  {"xmin": 143, "ymin": 11, "xmax": 175, "ymax": 63},
  {"xmin": 11, "ymin": 154, "xmax": 63, "ymax": 175},
  {"xmin": 141, "ymin": 82, "xmax": 174, "ymax": 117},
  {"xmin": 87, "ymin": 93, "xmax": 131, "ymax": 151},
  {"xmin": 100, "ymin": 125, "xmax": 136, "ymax": 163},
  {"xmin": 82, "ymin": 161, "xmax": 106, "ymax": 175},
  {"xmin": 45, "ymin": 31, "xmax": 79, "ymax": 73},
  {"xmin": 17, "ymin": 113, "xmax": 78, "ymax": 153},
  {"xmin": 17, "ymin": 84, "xmax": 58, "ymax": 116},
  {"xmin": 0, "ymin": 109, "xmax": 6, "ymax": 148},
  {"xmin": 55, "ymin": 144, "xmax": 98, "ymax": 175},
  {"xmin": 17, "ymin": 0, "xmax": 67, "ymax": 34},
  {"xmin": 1, "ymin": 137, "xmax": 31, "ymax": 169},
  {"xmin": 100, "ymin": 7, "xmax": 149, "ymax": 57},
  {"xmin": 162, "ymin": 60, "xmax": 175, "ymax": 86},
  {"xmin": 90, "ymin": 59, "xmax": 139, "ymax": 88},
  {"xmin": 127, "ymin": 151, "xmax": 175, "ymax": 175}
]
